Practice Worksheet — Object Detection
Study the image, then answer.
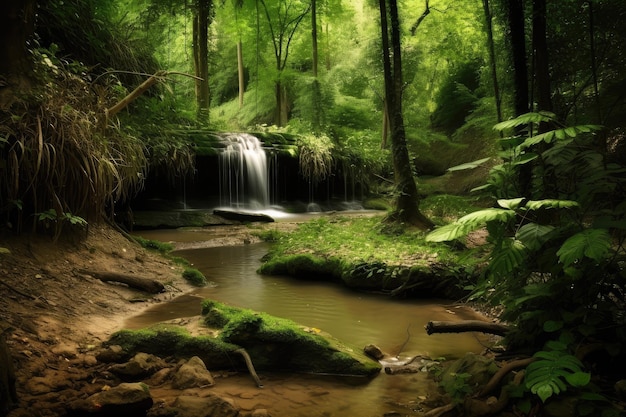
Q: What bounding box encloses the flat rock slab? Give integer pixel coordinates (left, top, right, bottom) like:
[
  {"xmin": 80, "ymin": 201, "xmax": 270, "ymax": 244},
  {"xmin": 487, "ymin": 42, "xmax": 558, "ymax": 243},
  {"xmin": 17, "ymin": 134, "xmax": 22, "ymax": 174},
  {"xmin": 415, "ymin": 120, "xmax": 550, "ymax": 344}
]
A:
[{"xmin": 213, "ymin": 209, "xmax": 275, "ymax": 223}]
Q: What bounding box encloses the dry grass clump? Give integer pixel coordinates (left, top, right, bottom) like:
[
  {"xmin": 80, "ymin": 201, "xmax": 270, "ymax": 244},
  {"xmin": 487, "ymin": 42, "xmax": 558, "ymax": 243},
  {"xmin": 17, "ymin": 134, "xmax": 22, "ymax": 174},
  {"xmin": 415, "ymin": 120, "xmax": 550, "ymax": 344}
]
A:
[{"xmin": 0, "ymin": 59, "xmax": 147, "ymax": 237}]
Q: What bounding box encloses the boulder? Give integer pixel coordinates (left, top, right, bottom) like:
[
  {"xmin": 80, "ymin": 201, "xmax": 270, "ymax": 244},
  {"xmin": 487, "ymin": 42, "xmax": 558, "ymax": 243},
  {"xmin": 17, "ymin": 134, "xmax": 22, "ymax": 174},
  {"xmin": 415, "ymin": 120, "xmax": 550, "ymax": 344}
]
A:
[
  {"xmin": 109, "ymin": 352, "xmax": 167, "ymax": 380},
  {"xmin": 172, "ymin": 356, "xmax": 214, "ymax": 389},
  {"xmin": 96, "ymin": 345, "xmax": 127, "ymax": 363},
  {"xmin": 66, "ymin": 382, "xmax": 153, "ymax": 416}
]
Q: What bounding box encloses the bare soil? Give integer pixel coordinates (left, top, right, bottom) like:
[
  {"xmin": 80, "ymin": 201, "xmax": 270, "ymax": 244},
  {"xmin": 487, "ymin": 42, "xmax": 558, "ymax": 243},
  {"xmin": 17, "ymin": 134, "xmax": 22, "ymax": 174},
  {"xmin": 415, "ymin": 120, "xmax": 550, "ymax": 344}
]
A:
[
  {"xmin": 0, "ymin": 225, "xmax": 181, "ymax": 413},
  {"xmin": 0, "ymin": 220, "xmax": 303, "ymax": 416}
]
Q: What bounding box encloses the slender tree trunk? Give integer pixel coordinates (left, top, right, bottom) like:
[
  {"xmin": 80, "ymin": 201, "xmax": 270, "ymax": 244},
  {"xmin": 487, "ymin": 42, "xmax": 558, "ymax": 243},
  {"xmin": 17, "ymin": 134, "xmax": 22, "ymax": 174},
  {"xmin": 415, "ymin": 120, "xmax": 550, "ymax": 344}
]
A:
[
  {"xmin": 194, "ymin": 0, "xmax": 211, "ymax": 121},
  {"xmin": 506, "ymin": 0, "xmax": 529, "ymax": 117},
  {"xmin": 504, "ymin": 0, "xmax": 531, "ymax": 197},
  {"xmin": 312, "ymin": 0, "xmax": 318, "ymax": 79},
  {"xmin": 587, "ymin": 0, "xmax": 601, "ymax": 123},
  {"xmin": 482, "ymin": 0, "xmax": 502, "ymax": 123},
  {"xmin": 532, "ymin": 0, "xmax": 552, "ymax": 115},
  {"xmin": 311, "ymin": 0, "xmax": 322, "ymax": 132},
  {"xmin": 379, "ymin": 0, "xmax": 433, "ymax": 228},
  {"xmin": 237, "ymin": 40, "xmax": 245, "ymax": 108}
]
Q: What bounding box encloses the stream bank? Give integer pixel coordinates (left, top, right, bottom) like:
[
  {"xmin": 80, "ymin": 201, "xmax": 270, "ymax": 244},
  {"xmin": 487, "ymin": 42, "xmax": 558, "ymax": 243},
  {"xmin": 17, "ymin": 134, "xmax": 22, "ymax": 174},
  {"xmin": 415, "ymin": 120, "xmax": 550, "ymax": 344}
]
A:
[{"xmin": 0, "ymin": 215, "xmax": 494, "ymax": 417}]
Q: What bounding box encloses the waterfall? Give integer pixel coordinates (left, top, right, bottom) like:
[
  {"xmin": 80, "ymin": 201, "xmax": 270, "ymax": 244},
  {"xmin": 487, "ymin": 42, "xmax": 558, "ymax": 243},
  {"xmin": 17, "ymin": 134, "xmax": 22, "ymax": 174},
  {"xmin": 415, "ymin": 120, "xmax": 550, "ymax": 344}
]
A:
[{"xmin": 218, "ymin": 133, "xmax": 269, "ymax": 210}]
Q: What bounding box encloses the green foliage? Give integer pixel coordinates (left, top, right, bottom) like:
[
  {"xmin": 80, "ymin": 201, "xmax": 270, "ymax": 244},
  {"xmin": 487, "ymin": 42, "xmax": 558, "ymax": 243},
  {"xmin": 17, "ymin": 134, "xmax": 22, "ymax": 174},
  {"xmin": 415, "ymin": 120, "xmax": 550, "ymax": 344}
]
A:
[
  {"xmin": 430, "ymin": 60, "xmax": 482, "ymax": 136},
  {"xmin": 296, "ymin": 133, "xmax": 334, "ymax": 184},
  {"xmin": 253, "ymin": 229, "xmax": 283, "ymax": 243},
  {"xmin": 525, "ymin": 340, "xmax": 591, "ymax": 403},
  {"xmin": 37, "ymin": 209, "xmax": 87, "ymax": 228},
  {"xmin": 426, "ymin": 113, "xmax": 626, "ymax": 408},
  {"xmin": 440, "ymin": 372, "xmax": 473, "ymax": 403}
]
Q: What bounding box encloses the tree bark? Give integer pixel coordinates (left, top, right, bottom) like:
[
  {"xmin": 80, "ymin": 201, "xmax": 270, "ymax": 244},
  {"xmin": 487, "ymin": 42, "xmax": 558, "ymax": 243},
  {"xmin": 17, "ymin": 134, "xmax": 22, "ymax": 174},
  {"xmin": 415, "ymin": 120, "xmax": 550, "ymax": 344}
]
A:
[
  {"xmin": 0, "ymin": 0, "xmax": 36, "ymax": 75},
  {"xmin": 194, "ymin": 0, "xmax": 212, "ymax": 122},
  {"xmin": 425, "ymin": 320, "xmax": 510, "ymax": 337},
  {"xmin": 78, "ymin": 270, "xmax": 165, "ymax": 294},
  {"xmin": 237, "ymin": 40, "xmax": 245, "ymax": 108},
  {"xmin": 532, "ymin": 0, "xmax": 552, "ymax": 115},
  {"xmin": 379, "ymin": 0, "xmax": 433, "ymax": 228},
  {"xmin": 505, "ymin": 0, "xmax": 529, "ymax": 117},
  {"xmin": 482, "ymin": 0, "xmax": 502, "ymax": 123}
]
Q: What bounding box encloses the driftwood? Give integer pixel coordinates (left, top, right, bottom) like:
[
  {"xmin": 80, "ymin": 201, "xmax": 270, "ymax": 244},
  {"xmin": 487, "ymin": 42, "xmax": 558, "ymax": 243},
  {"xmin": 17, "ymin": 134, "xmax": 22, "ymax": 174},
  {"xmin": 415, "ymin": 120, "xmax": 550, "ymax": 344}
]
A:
[
  {"xmin": 384, "ymin": 364, "xmax": 420, "ymax": 374},
  {"xmin": 78, "ymin": 270, "xmax": 165, "ymax": 294},
  {"xmin": 425, "ymin": 320, "xmax": 510, "ymax": 337},
  {"xmin": 234, "ymin": 348, "xmax": 263, "ymax": 388}
]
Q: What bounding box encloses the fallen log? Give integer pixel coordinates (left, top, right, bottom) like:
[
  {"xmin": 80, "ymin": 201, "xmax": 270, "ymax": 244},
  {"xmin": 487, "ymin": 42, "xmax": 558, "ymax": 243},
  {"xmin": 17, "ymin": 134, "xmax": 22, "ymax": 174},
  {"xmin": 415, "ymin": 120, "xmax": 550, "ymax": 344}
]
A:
[
  {"xmin": 425, "ymin": 320, "xmax": 510, "ymax": 337},
  {"xmin": 78, "ymin": 270, "xmax": 165, "ymax": 294}
]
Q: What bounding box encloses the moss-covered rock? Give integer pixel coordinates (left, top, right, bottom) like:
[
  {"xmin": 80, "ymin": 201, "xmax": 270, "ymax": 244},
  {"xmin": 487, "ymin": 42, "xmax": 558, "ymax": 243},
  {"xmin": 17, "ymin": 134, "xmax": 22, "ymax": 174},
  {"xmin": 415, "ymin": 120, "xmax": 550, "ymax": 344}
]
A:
[
  {"xmin": 201, "ymin": 300, "xmax": 382, "ymax": 376},
  {"xmin": 257, "ymin": 253, "xmax": 342, "ymax": 280},
  {"xmin": 106, "ymin": 302, "xmax": 381, "ymax": 377},
  {"xmin": 106, "ymin": 326, "xmax": 239, "ymax": 369}
]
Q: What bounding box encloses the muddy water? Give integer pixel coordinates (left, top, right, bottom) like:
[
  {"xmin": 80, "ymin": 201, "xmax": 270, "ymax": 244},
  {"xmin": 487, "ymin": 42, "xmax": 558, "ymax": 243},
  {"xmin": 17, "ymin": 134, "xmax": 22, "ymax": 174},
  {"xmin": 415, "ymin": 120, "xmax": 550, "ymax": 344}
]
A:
[{"xmin": 126, "ymin": 232, "xmax": 491, "ymax": 417}]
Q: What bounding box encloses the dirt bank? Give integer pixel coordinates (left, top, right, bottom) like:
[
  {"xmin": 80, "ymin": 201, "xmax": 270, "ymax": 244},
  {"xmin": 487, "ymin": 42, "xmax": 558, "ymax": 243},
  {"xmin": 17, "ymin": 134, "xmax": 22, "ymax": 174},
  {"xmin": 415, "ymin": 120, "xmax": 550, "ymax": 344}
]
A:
[
  {"xmin": 0, "ymin": 219, "xmax": 311, "ymax": 416},
  {"xmin": 0, "ymin": 223, "xmax": 197, "ymax": 415}
]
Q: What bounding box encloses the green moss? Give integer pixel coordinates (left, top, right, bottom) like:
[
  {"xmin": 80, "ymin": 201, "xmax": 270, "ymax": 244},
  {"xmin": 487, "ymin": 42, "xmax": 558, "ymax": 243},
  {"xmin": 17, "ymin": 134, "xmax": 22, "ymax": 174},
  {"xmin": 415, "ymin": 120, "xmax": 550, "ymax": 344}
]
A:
[
  {"xmin": 200, "ymin": 299, "xmax": 381, "ymax": 376},
  {"xmin": 106, "ymin": 325, "xmax": 239, "ymax": 368},
  {"xmin": 362, "ymin": 198, "xmax": 392, "ymax": 211},
  {"xmin": 253, "ymin": 228, "xmax": 283, "ymax": 242},
  {"xmin": 182, "ymin": 267, "xmax": 207, "ymax": 286},
  {"xmin": 257, "ymin": 253, "xmax": 342, "ymax": 279},
  {"xmin": 133, "ymin": 236, "xmax": 174, "ymax": 254}
]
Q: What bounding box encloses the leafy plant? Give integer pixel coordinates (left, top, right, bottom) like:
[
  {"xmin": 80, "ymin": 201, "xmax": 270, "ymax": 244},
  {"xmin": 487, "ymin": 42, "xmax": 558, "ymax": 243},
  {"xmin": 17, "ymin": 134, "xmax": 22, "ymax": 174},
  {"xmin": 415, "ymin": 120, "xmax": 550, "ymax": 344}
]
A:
[
  {"xmin": 426, "ymin": 113, "xmax": 626, "ymax": 409},
  {"xmin": 525, "ymin": 339, "xmax": 590, "ymax": 403},
  {"xmin": 37, "ymin": 209, "xmax": 87, "ymax": 227}
]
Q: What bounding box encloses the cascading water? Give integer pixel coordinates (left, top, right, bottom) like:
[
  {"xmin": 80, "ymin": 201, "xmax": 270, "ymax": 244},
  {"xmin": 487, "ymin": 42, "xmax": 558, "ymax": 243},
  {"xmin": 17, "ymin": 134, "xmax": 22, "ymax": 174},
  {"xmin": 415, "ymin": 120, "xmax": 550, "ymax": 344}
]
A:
[{"xmin": 218, "ymin": 133, "xmax": 269, "ymax": 210}]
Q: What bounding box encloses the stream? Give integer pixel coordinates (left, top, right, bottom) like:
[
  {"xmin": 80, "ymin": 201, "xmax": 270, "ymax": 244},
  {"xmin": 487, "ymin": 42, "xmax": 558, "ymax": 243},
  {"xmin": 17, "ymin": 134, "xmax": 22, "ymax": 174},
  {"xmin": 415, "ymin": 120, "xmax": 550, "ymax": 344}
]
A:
[{"xmin": 125, "ymin": 228, "xmax": 491, "ymax": 417}]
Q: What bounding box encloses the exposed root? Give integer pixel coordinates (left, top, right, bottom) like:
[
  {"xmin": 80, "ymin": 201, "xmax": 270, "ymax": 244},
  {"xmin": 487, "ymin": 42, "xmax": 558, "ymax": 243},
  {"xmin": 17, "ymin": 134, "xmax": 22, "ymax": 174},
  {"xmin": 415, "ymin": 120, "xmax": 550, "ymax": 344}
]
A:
[{"xmin": 234, "ymin": 348, "xmax": 264, "ymax": 388}]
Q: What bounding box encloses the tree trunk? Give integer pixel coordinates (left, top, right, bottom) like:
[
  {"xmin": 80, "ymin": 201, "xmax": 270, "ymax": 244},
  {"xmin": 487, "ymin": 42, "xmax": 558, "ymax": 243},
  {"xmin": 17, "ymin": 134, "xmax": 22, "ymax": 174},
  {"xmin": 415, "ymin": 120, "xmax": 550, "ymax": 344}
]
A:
[
  {"xmin": 0, "ymin": 0, "xmax": 35, "ymax": 75},
  {"xmin": 310, "ymin": 0, "xmax": 322, "ymax": 132},
  {"xmin": 506, "ymin": 0, "xmax": 529, "ymax": 117},
  {"xmin": 532, "ymin": 0, "xmax": 552, "ymax": 115},
  {"xmin": 0, "ymin": 0, "xmax": 36, "ymax": 106},
  {"xmin": 504, "ymin": 0, "xmax": 531, "ymax": 197},
  {"xmin": 194, "ymin": 0, "xmax": 211, "ymax": 122},
  {"xmin": 482, "ymin": 0, "xmax": 502, "ymax": 123},
  {"xmin": 237, "ymin": 40, "xmax": 245, "ymax": 108},
  {"xmin": 379, "ymin": 0, "xmax": 433, "ymax": 228}
]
